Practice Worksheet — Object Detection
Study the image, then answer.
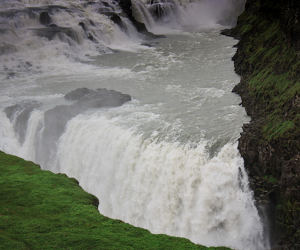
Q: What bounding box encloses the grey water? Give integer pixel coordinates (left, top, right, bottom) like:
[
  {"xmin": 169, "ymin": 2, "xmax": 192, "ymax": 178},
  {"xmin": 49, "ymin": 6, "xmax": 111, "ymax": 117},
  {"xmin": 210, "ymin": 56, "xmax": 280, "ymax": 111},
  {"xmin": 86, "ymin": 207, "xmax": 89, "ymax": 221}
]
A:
[{"xmin": 0, "ymin": 0, "xmax": 268, "ymax": 249}]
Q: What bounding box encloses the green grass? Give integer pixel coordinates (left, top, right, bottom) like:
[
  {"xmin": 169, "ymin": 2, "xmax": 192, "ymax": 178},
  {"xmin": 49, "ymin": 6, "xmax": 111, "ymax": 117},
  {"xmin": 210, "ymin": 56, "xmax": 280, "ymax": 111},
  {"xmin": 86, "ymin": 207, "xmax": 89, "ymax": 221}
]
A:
[
  {"xmin": 231, "ymin": 3, "xmax": 300, "ymax": 141},
  {"xmin": 0, "ymin": 151, "xmax": 231, "ymax": 250}
]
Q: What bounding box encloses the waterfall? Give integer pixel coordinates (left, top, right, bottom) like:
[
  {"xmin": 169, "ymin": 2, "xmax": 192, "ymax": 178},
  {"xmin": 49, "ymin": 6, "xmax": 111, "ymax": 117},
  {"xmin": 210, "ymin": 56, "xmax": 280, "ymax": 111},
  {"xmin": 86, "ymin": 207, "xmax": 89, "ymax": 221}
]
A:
[
  {"xmin": 0, "ymin": 1, "xmax": 267, "ymax": 249},
  {"xmin": 128, "ymin": 0, "xmax": 246, "ymax": 32},
  {"xmin": 0, "ymin": 102, "xmax": 266, "ymax": 249},
  {"xmin": 0, "ymin": 0, "xmax": 143, "ymax": 80},
  {"xmin": 131, "ymin": 0, "xmax": 156, "ymax": 28},
  {"xmin": 57, "ymin": 113, "xmax": 265, "ymax": 249}
]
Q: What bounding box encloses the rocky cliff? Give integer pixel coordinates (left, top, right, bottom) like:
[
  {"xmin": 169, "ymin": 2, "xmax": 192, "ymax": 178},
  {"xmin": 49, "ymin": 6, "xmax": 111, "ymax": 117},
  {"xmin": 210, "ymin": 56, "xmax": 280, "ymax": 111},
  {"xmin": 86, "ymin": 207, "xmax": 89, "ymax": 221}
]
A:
[{"xmin": 222, "ymin": 0, "xmax": 300, "ymax": 249}]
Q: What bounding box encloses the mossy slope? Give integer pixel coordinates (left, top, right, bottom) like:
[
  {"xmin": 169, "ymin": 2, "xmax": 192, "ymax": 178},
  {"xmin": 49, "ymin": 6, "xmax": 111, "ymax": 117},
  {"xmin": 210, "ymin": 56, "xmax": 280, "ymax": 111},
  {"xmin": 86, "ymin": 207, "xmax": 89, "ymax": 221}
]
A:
[
  {"xmin": 222, "ymin": 0, "xmax": 300, "ymax": 248},
  {"xmin": 0, "ymin": 151, "xmax": 230, "ymax": 250},
  {"xmin": 231, "ymin": 0, "xmax": 300, "ymax": 140}
]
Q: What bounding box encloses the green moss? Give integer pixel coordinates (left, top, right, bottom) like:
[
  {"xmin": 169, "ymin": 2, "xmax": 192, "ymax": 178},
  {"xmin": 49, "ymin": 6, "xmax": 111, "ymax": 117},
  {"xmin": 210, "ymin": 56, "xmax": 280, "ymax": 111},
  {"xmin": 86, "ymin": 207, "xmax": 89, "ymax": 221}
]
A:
[
  {"xmin": 263, "ymin": 175, "xmax": 277, "ymax": 184},
  {"xmin": 232, "ymin": 11, "xmax": 300, "ymax": 140},
  {"xmin": 0, "ymin": 151, "xmax": 231, "ymax": 250},
  {"xmin": 263, "ymin": 120, "xmax": 295, "ymax": 140},
  {"xmin": 276, "ymin": 197, "xmax": 300, "ymax": 238},
  {"xmin": 228, "ymin": 0, "xmax": 300, "ymax": 245}
]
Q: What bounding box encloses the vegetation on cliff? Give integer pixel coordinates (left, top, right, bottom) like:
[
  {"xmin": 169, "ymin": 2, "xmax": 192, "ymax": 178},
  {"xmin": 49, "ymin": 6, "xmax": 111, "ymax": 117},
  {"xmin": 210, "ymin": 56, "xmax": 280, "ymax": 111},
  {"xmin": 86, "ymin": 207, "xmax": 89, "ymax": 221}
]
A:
[
  {"xmin": 222, "ymin": 0, "xmax": 300, "ymax": 248},
  {"xmin": 0, "ymin": 151, "xmax": 231, "ymax": 250}
]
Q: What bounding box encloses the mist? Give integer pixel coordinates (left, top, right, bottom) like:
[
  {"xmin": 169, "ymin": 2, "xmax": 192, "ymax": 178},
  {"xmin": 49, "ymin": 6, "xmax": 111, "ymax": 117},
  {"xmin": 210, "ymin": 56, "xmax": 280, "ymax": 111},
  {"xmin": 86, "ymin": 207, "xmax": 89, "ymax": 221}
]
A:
[{"xmin": 180, "ymin": 0, "xmax": 246, "ymax": 27}]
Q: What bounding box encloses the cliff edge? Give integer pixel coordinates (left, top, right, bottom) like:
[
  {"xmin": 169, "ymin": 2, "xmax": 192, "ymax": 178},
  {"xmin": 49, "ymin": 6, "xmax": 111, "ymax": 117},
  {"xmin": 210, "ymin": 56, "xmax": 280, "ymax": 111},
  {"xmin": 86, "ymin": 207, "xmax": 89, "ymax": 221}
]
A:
[
  {"xmin": 222, "ymin": 0, "xmax": 300, "ymax": 248},
  {"xmin": 0, "ymin": 150, "xmax": 231, "ymax": 250}
]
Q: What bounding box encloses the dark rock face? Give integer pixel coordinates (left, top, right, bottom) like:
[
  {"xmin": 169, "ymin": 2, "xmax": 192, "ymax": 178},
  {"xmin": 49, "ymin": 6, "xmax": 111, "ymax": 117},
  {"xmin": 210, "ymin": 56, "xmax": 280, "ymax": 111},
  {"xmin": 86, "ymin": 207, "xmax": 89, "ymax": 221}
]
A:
[
  {"xmin": 64, "ymin": 87, "xmax": 95, "ymax": 101},
  {"xmin": 102, "ymin": 12, "xmax": 127, "ymax": 32},
  {"xmin": 223, "ymin": 0, "xmax": 300, "ymax": 249},
  {"xmin": 118, "ymin": 0, "xmax": 164, "ymax": 39},
  {"xmin": 148, "ymin": 2, "xmax": 175, "ymax": 22},
  {"xmin": 45, "ymin": 88, "xmax": 131, "ymax": 136},
  {"xmin": 64, "ymin": 87, "xmax": 131, "ymax": 107},
  {"xmin": 141, "ymin": 41, "xmax": 159, "ymax": 47},
  {"xmin": 0, "ymin": 8, "xmax": 36, "ymax": 19},
  {"xmin": 39, "ymin": 11, "xmax": 52, "ymax": 26},
  {"xmin": 4, "ymin": 101, "xmax": 42, "ymax": 144},
  {"xmin": 78, "ymin": 21, "xmax": 97, "ymax": 43},
  {"xmin": 30, "ymin": 27, "xmax": 76, "ymax": 40}
]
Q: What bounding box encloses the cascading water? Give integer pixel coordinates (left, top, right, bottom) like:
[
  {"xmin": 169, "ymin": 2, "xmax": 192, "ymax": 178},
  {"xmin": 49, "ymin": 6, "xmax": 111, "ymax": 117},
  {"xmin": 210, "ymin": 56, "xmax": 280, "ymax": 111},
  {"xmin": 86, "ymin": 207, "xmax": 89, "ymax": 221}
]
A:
[{"xmin": 0, "ymin": 0, "xmax": 268, "ymax": 249}]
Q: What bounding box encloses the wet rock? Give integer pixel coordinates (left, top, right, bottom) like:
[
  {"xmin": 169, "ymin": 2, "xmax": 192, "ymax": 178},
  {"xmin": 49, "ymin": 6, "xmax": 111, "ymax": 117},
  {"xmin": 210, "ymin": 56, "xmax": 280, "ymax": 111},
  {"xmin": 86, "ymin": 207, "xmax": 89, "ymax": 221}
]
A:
[
  {"xmin": 141, "ymin": 42, "xmax": 159, "ymax": 47},
  {"xmin": 148, "ymin": 2, "xmax": 175, "ymax": 22},
  {"xmin": 78, "ymin": 21, "xmax": 97, "ymax": 42},
  {"xmin": 0, "ymin": 28, "xmax": 8, "ymax": 34},
  {"xmin": 79, "ymin": 22, "xmax": 87, "ymax": 31},
  {"xmin": 49, "ymin": 87, "xmax": 131, "ymax": 129},
  {"xmin": 102, "ymin": 12, "xmax": 127, "ymax": 31},
  {"xmin": 72, "ymin": 88, "xmax": 131, "ymax": 109},
  {"xmin": 98, "ymin": 7, "xmax": 114, "ymax": 13},
  {"xmin": 4, "ymin": 101, "xmax": 42, "ymax": 144},
  {"xmin": 0, "ymin": 8, "xmax": 36, "ymax": 19},
  {"xmin": 6, "ymin": 71, "xmax": 16, "ymax": 79},
  {"xmin": 30, "ymin": 27, "xmax": 75, "ymax": 40},
  {"xmin": 89, "ymin": 19, "xmax": 95, "ymax": 26},
  {"xmin": 64, "ymin": 87, "xmax": 96, "ymax": 101},
  {"xmin": 40, "ymin": 88, "xmax": 131, "ymax": 164},
  {"xmin": 39, "ymin": 11, "xmax": 52, "ymax": 26},
  {"xmin": 119, "ymin": 0, "xmax": 165, "ymax": 39}
]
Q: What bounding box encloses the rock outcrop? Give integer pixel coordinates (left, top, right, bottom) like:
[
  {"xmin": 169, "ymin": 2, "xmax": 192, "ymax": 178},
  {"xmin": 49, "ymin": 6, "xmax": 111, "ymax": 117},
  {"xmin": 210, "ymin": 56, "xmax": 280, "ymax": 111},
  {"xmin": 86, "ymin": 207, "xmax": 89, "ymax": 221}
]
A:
[
  {"xmin": 222, "ymin": 0, "xmax": 300, "ymax": 248},
  {"xmin": 4, "ymin": 88, "xmax": 131, "ymax": 168},
  {"xmin": 4, "ymin": 101, "xmax": 42, "ymax": 144},
  {"xmin": 119, "ymin": 0, "xmax": 164, "ymax": 39},
  {"xmin": 42, "ymin": 88, "xmax": 131, "ymax": 161}
]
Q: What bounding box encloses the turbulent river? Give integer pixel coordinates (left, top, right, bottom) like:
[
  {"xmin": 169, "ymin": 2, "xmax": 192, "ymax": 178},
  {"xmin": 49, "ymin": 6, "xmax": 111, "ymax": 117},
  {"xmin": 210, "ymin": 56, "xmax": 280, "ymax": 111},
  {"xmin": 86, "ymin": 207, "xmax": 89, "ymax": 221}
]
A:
[{"xmin": 0, "ymin": 0, "xmax": 268, "ymax": 249}]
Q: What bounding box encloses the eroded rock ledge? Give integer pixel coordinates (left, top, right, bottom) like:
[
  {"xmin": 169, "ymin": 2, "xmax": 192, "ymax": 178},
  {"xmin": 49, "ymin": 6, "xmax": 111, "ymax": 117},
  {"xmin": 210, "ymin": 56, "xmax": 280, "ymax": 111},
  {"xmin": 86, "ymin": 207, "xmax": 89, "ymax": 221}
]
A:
[{"xmin": 222, "ymin": 0, "xmax": 300, "ymax": 249}]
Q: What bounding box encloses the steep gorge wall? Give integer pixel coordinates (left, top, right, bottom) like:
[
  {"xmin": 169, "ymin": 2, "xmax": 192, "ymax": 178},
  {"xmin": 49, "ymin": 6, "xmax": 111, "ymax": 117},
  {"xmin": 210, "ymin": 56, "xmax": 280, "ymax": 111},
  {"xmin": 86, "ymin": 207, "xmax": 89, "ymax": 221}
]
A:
[{"xmin": 222, "ymin": 0, "xmax": 300, "ymax": 248}]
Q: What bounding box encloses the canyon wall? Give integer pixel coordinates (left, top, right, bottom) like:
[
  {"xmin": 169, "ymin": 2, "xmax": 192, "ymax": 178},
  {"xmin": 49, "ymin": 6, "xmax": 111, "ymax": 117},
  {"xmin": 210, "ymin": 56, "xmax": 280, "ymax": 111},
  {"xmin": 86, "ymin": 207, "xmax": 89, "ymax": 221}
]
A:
[{"xmin": 222, "ymin": 0, "xmax": 300, "ymax": 248}]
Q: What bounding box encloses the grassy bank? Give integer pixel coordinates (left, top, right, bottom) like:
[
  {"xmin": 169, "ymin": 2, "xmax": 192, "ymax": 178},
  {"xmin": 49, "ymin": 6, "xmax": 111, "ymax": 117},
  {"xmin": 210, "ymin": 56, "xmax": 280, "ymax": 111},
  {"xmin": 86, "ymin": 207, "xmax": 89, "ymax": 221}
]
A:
[{"xmin": 0, "ymin": 151, "xmax": 231, "ymax": 250}]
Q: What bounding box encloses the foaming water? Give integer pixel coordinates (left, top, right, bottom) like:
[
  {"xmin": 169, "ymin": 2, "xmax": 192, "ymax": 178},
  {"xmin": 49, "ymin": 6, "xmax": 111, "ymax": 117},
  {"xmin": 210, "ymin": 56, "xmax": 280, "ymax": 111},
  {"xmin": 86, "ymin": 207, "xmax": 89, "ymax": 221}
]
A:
[{"xmin": 52, "ymin": 112, "xmax": 264, "ymax": 250}]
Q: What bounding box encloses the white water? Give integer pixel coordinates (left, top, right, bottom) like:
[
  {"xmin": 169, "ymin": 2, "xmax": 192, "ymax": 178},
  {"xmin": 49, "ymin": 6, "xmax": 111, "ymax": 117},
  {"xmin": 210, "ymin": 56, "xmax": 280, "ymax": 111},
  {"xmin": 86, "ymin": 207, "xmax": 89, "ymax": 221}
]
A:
[{"xmin": 0, "ymin": 0, "xmax": 268, "ymax": 249}]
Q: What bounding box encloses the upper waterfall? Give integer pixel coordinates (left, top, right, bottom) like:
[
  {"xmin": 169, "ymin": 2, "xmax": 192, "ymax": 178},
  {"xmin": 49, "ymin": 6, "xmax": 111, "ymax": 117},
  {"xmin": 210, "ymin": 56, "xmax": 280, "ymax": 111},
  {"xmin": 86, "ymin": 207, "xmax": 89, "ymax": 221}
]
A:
[{"xmin": 0, "ymin": 0, "xmax": 246, "ymax": 81}]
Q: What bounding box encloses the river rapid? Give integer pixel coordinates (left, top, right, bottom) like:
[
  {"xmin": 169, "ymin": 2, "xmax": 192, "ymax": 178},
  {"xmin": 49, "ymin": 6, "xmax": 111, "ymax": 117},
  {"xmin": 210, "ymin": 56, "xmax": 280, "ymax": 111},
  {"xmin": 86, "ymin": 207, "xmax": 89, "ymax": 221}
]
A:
[{"xmin": 0, "ymin": 0, "xmax": 268, "ymax": 249}]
